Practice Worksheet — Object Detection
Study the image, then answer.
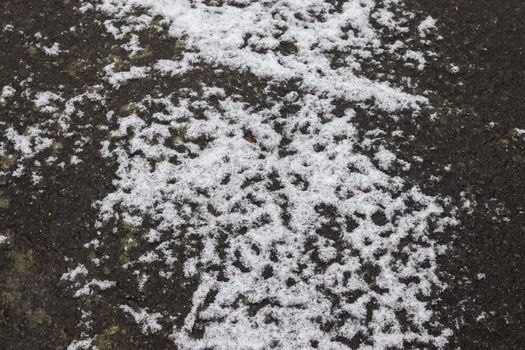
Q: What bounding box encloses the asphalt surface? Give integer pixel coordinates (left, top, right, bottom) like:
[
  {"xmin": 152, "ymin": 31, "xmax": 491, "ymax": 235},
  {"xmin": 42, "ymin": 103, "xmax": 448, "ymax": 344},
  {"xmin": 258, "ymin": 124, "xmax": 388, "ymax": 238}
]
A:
[
  {"xmin": 0, "ymin": 0, "xmax": 524, "ymax": 349},
  {"xmin": 406, "ymin": 1, "xmax": 525, "ymax": 348}
]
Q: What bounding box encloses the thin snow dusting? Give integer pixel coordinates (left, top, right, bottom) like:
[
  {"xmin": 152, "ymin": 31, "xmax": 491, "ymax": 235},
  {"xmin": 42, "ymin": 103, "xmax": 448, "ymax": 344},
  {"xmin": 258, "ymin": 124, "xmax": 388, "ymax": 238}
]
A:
[
  {"xmin": 120, "ymin": 305, "xmax": 163, "ymax": 335},
  {"xmin": 100, "ymin": 0, "xmax": 428, "ymax": 113},
  {"xmin": 104, "ymin": 64, "xmax": 150, "ymax": 88},
  {"xmin": 5, "ymin": 126, "xmax": 54, "ymax": 159},
  {"xmin": 2, "ymin": 0, "xmax": 458, "ymax": 349}
]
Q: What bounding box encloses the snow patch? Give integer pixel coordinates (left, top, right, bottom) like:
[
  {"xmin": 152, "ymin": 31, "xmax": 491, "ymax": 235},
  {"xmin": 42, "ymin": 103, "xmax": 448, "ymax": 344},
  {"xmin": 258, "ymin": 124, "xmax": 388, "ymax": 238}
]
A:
[{"xmin": 120, "ymin": 305, "xmax": 163, "ymax": 335}]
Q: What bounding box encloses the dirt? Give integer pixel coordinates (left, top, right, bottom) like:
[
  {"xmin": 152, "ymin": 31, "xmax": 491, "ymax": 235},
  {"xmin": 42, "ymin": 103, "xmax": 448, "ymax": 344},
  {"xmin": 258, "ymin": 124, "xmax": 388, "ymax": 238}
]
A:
[{"xmin": 0, "ymin": 0, "xmax": 523, "ymax": 349}]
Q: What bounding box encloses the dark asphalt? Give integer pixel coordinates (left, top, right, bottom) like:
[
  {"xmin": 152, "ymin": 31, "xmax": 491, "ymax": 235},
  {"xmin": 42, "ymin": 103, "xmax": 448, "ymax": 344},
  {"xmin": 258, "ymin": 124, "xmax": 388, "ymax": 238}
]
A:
[{"xmin": 0, "ymin": 0, "xmax": 524, "ymax": 349}]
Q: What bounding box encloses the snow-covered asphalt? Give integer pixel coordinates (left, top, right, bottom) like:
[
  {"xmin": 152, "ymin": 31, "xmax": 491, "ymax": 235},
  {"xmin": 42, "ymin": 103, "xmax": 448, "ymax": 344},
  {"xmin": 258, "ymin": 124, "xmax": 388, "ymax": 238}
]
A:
[{"xmin": 1, "ymin": 1, "xmax": 524, "ymax": 349}]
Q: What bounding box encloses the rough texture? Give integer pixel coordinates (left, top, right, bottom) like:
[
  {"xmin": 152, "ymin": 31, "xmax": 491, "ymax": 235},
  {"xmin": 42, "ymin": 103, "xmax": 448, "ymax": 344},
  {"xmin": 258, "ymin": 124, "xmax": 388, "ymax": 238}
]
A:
[{"xmin": 0, "ymin": 0, "xmax": 523, "ymax": 349}]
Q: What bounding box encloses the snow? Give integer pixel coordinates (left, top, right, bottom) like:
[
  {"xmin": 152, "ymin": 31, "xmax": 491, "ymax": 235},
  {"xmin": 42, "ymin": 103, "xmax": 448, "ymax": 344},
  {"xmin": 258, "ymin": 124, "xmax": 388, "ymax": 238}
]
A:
[
  {"xmin": 0, "ymin": 86, "xmax": 15, "ymax": 107},
  {"xmin": 120, "ymin": 305, "xmax": 163, "ymax": 334},
  {"xmin": 404, "ymin": 50, "xmax": 427, "ymax": 70},
  {"xmin": 67, "ymin": 339, "xmax": 94, "ymax": 350},
  {"xmin": 5, "ymin": 127, "xmax": 54, "ymax": 158},
  {"xmin": 121, "ymin": 33, "xmax": 142, "ymax": 55},
  {"xmin": 375, "ymin": 146, "xmax": 397, "ymax": 170},
  {"xmin": 73, "ymin": 279, "xmax": 116, "ymax": 297},
  {"xmin": 99, "ymin": 0, "xmax": 428, "ymax": 112},
  {"xmin": 34, "ymin": 91, "xmax": 63, "ymax": 113},
  {"xmin": 13, "ymin": 0, "xmax": 458, "ymax": 348},
  {"xmin": 61, "ymin": 264, "xmax": 89, "ymax": 281},
  {"xmin": 3, "ymin": 24, "xmax": 14, "ymax": 32},
  {"xmin": 418, "ymin": 16, "xmax": 437, "ymax": 37},
  {"xmin": 1, "ymin": 85, "xmax": 15, "ymax": 98},
  {"xmin": 104, "ymin": 64, "xmax": 149, "ymax": 88},
  {"xmin": 42, "ymin": 42, "xmax": 61, "ymax": 56}
]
